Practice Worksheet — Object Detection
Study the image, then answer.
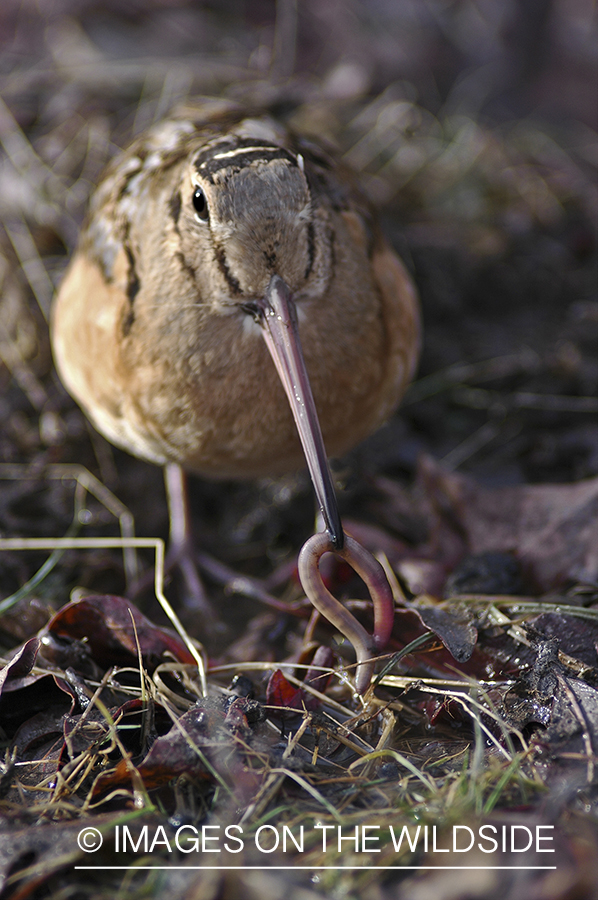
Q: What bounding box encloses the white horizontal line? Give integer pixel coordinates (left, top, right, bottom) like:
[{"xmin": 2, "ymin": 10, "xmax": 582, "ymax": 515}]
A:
[{"xmin": 75, "ymin": 866, "xmax": 557, "ymax": 871}]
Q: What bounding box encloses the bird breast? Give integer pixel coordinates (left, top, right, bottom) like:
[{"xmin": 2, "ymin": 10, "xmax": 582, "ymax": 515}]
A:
[{"xmin": 51, "ymin": 113, "xmax": 420, "ymax": 480}]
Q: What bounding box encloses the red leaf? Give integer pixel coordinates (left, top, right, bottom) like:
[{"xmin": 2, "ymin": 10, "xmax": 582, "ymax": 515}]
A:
[
  {"xmin": 92, "ymin": 705, "xmax": 219, "ymax": 795},
  {"xmin": 47, "ymin": 595, "xmax": 196, "ymax": 669},
  {"xmin": 266, "ymin": 669, "xmax": 304, "ymax": 710}
]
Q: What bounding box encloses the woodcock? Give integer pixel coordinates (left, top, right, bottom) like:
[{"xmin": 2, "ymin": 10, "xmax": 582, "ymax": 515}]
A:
[{"xmin": 51, "ymin": 101, "xmax": 420, "ymax": 550}]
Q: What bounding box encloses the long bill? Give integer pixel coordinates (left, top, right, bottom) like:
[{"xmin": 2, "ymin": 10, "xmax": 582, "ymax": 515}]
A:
[{"xmin": 254, "ymin": 274, "xmax": 344, "ymax": 550}]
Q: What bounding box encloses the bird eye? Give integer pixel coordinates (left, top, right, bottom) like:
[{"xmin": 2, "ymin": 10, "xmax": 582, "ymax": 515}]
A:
[{"xmin": 192, "ymin": 186, "xmax": 209, "ymax": 221}]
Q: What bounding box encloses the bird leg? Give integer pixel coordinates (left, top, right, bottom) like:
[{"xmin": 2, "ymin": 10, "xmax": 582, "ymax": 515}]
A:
[{"xmin": 163, "ymin": 462, "xmax": 212, "ymax": 619}]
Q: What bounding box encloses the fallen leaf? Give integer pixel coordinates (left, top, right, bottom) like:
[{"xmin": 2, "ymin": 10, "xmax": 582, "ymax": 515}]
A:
[
  {"xmin": 266, "ymin": 669, "xmax": 309, "ymax": 712},
  {"xmin": 92, "ymin": 705, "xmax": 215, "ymax": 795},
  {"xmin": 0, "ymin": 638, "xmax": 40, "ymax": 694},
  {"xmin": 529, "ymin": 612, "xmax": 598, "ymax": 669},
  {"xmin": 411, "ymin": 601, "xmax": 478, "ymax": 662},
  {"xmin": 419, "ymin": 456, "xmax": 598, "ymax": 591},
  {"xmin": 46, "ymin": 595, "xmax": 197, "ymax": 669}
]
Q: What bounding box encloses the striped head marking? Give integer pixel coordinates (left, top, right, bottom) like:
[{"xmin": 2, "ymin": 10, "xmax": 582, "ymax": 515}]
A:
[{"xmin": 176, "ymin": 134, "xmax": 320, "ymax": 300}]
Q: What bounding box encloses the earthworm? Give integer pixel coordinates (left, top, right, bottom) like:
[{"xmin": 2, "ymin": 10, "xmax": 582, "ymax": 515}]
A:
[{"xmin": 298, "ymin": 531, "xmax": 395, "ymax": 694}]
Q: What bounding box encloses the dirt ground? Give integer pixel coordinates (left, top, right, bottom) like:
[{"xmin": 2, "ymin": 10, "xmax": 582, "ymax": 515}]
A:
[{"xmin": 0, "ymin": 2, "xmax": 596, "ymax": 899}]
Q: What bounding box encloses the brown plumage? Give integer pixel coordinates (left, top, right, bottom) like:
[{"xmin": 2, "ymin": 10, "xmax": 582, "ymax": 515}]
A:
[{"xmin": 52, "ymin": 102, "xmax": 420, "ymax": 525}]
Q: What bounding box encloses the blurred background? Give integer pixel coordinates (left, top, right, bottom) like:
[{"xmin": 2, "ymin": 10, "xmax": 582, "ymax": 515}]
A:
[
  {"xmin": 0, "ymin": 9, "xmax": 596, "ymax": 898},
  {"xmin": 0, "ymin": 0, "xmax": 596, "ymax": 611}
]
